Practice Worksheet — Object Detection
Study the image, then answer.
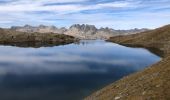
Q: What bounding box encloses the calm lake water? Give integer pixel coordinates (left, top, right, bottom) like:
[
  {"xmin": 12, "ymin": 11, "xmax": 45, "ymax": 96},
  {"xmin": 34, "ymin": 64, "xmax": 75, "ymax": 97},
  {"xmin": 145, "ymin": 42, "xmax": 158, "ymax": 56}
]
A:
[{"xmin": 0, "ymin": 40, "xmax": 160, "ymax": 100}]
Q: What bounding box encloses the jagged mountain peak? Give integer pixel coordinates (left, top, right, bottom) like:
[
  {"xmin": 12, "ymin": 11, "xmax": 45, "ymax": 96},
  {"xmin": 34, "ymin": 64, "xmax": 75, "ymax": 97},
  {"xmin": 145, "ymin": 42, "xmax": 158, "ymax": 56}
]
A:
[{"xmin": 70, "ymin": 24, "xmax": 97, "ymax": 32}]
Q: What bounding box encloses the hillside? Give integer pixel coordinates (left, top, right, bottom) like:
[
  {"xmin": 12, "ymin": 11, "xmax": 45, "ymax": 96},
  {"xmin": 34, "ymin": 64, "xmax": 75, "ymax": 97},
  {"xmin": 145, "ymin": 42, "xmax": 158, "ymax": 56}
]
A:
[
  {"xmin": 108, "ymin": 25, "xmax": 170, "ymax": 56},
  {"xmin": 86, "ymin": 25, "xmax": 170, "ymax": 100},
  {"xmin": 0, "ymin": 28, "xmax": 78, "ymax": 47}
]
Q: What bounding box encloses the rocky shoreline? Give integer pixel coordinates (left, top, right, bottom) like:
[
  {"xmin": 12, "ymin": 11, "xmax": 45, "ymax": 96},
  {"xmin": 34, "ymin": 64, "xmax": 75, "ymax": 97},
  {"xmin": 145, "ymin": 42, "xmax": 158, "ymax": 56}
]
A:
[
  {"xmin": 0, "ymin": 28, "xmax": 78, "ymax": 47},
  {"xmin": 85, "ymin": 25, "xmax": 170, "ymax": 100}
]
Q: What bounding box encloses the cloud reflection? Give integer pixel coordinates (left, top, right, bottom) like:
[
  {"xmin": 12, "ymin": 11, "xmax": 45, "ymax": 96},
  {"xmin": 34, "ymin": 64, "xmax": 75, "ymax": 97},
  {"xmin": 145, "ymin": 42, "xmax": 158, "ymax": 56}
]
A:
[
  {"xmin": 0, "ymin": 40, "xmax": 161, "ymax": 100},
  {"xmin": 0, "ymin": 40, "xmax": 160, "ymax": 75}
]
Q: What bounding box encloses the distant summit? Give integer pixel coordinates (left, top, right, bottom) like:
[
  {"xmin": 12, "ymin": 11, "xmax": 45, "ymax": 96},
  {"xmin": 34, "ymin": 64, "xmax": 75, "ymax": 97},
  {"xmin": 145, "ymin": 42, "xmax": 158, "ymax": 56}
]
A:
[
  {"xmin": 10, "ymin": 24, "xmax": 148, "ymax": 39},
  {"xmin": 70, "ymin": 24, "xmax": 97, "ymax": 33}
]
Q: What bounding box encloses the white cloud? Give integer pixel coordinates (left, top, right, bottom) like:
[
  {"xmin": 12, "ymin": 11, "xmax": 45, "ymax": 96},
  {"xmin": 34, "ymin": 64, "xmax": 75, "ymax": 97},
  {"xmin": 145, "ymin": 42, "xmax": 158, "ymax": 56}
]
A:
[
  {"xmin": 0, "ymin": 0, "xmax": 170, "ymax": 29},
  {"xmin": 0, "ymin": 1, "xmax": 133, "ymax": 13},
  {"xmin": 97, "ymin": 2, "xmax": 131, "ymax": 8}
]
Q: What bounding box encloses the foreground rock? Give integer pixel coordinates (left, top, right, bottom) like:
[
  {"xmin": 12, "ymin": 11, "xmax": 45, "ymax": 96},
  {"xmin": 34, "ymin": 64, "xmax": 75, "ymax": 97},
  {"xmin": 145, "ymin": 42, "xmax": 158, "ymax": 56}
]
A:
[
  {"xmin": 86, "ymin": 25, "xmax": 170, "ymax": 100},
  {"xmin": 11, "ymin": 24, "xmax": 148, "ymax": 39},
  {"xmin": 0, "ymin": 28, "xmax": 78, "ymax": 47}
]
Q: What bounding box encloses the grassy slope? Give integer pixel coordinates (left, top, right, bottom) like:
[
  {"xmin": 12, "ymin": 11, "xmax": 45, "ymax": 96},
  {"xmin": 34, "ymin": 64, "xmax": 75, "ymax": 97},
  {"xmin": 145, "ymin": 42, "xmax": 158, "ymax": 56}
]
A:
[{"xmin": 86, "ymin": 25, "xmax": 170, "ymax": 100}]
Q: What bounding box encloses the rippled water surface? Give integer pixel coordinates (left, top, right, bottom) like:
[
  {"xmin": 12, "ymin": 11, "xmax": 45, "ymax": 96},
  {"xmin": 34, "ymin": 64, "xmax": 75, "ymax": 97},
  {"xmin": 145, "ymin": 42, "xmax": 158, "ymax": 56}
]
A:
[{"xmin": 0, "ymin": 40, "xmax": 160, "ymax": 100}]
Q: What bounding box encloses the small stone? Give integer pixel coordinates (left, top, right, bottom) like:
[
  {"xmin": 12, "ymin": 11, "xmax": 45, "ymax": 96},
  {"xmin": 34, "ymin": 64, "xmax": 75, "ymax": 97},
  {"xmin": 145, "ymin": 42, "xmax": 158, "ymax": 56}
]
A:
[
  {"xmin": 115, "ymin": 96, "xmax": 121, "ymax": 100},
  {"xmin": 142, "ymin": 91, "xmax": 146, "ymax": 95},
  {"xmin": 156, "ymin": 85, "xmax": 160, "ymax": 87}
]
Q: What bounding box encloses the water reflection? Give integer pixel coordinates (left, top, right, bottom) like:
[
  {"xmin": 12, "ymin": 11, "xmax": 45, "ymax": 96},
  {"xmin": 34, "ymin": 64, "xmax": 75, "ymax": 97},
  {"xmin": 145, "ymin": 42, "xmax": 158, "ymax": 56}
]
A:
[
  {"xmin": 0, "ymin": 40, "xmax": 160, "ymax": 100},
  {"xmin": 0, "ymin": 41, "xmax": 73, "ymax": 48}
]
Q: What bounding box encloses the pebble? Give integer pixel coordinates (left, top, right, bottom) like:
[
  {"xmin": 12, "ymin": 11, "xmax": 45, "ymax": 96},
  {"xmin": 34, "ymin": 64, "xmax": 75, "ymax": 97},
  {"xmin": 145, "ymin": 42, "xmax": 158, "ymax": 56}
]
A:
[
  {"xmin": 115, "ymin": 96, "xmax": 121, "ymax": 100},
  {"xmin": 142, "ymin": 91, "xmax": 146, "ymax": 95},
  {"xmin": 156, "ymin": 85, "xmax": 160, "ymax": 87}
]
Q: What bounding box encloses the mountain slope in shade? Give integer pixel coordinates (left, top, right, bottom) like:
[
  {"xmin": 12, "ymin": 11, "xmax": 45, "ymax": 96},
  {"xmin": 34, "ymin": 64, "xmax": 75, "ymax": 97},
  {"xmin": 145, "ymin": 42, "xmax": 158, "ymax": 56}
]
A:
[
  {"xmin": 86, "ymin": 25, "xmax": 170, "ymax": 100},
  {"xmin": 11, "ymin": 24, "xmax": 148, "ymax": 39}
]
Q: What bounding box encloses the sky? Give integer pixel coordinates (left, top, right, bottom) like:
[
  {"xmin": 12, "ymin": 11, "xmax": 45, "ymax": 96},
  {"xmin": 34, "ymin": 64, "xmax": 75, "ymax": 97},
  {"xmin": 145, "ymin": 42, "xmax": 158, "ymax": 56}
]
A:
[{"xmin": 0, "ymin": 0, "xmax": 170, "ymax": 29}]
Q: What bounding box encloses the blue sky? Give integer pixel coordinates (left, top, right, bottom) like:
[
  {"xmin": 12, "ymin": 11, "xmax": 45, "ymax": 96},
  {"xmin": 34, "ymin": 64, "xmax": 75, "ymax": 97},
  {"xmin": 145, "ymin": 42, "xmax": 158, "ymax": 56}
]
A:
[{"xmin": 0, "ymin": 0, "xmax": 170, "ymax": 29}]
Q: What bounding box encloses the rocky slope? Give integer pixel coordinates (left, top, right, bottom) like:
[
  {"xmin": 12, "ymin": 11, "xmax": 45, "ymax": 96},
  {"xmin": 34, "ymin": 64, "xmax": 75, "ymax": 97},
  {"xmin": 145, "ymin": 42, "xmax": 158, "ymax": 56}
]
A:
[
  {"xmin": 0, "ymin": 28, "xmax": 78, "ymax": 47},
  {"xmin": 85, "ymin": 25, "xmax": 170, "ymax": 100},
  {"xmin": 11, "ymin": 24, "xmax": 148, "ymax": 39}
]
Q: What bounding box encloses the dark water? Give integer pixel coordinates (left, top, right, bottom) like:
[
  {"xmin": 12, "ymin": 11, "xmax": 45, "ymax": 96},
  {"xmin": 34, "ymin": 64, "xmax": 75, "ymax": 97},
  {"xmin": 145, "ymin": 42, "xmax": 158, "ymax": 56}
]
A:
[{"xmin": 0, "ymin": 40, "xmax": 160, "ymax": 100}]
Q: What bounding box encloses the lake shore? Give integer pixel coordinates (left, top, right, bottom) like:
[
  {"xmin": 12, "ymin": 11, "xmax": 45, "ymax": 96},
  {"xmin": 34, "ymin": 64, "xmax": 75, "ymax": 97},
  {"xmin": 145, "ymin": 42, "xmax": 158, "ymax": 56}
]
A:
[{"xmin": 86, "ymin": 25, "xmax": 170, "ymax": 100}]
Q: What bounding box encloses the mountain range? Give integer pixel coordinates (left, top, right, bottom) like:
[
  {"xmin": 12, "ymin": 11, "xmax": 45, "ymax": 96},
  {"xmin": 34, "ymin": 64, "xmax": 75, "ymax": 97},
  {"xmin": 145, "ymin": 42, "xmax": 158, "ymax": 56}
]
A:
[{"xmin": 10, "ymin": 24, "xmax": 148, "ymax": 39}]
